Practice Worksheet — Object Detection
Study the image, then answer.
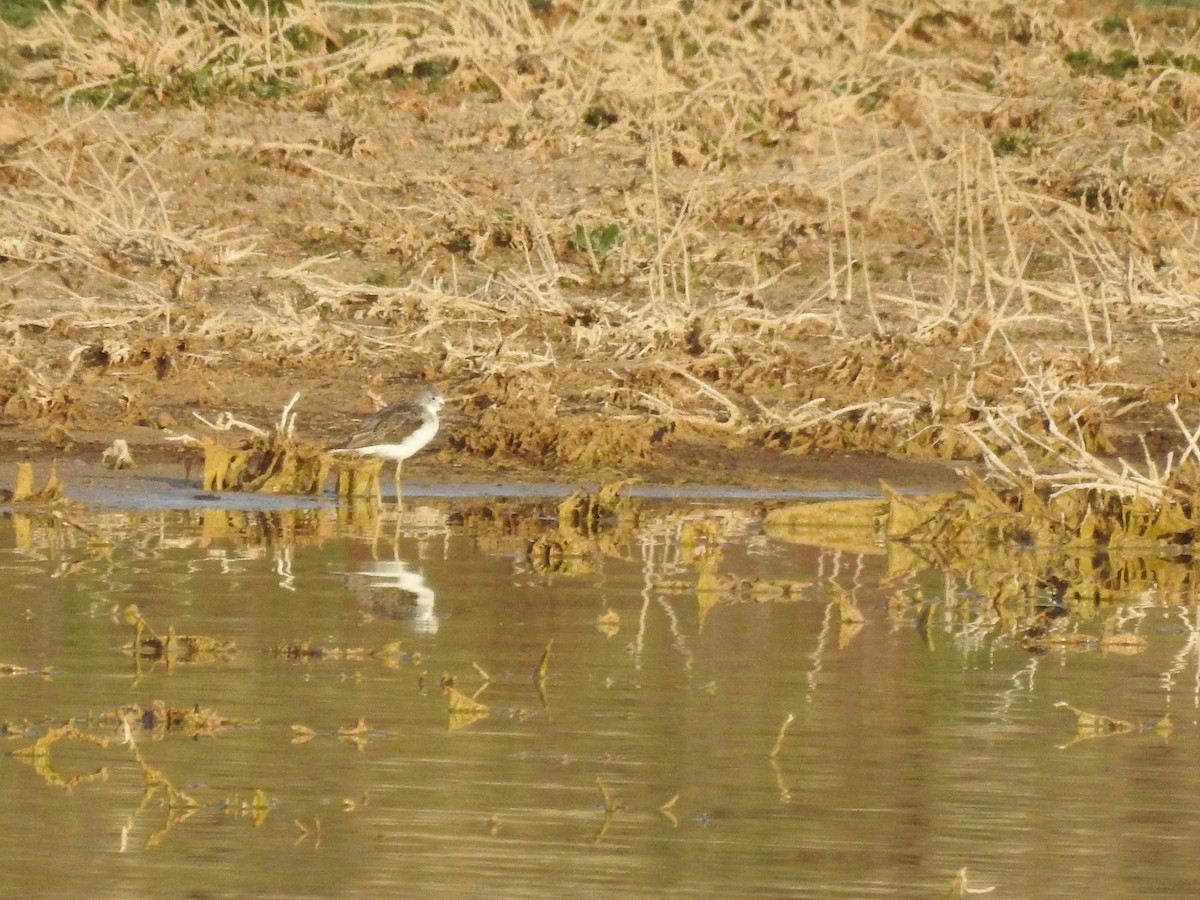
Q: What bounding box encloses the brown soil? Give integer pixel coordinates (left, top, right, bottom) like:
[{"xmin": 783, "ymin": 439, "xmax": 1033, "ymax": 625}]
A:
[{"xmin": 3, "ymin": 1, "xmax": 1200, "ymax": 494}]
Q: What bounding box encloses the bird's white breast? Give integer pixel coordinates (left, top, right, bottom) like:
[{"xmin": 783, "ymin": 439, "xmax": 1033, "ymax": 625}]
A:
[{"xmin": 353, "ymin": 415, "xmax": 439, "ymax": 461}]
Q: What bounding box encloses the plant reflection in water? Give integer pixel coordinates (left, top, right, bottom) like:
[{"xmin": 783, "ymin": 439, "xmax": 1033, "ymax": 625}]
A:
[{"xmin": 4, "ymin": 485, "xmax": 1200, "ymax": 898}]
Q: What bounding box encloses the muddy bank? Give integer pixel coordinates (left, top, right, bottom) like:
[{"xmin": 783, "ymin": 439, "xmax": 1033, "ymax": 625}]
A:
[
  {"xmin": 0, "ymin": 434, "xmax": 968, "ymax": 506},
  {"xmin": 4, "ymin": 1, "xmax": 1200, "ymax": 489}
]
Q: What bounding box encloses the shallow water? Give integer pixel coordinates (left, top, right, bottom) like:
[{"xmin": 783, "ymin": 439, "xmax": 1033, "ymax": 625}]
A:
[{"xmin": 2, "ymin": 492, "xmax": 1200, "ymax": 898}]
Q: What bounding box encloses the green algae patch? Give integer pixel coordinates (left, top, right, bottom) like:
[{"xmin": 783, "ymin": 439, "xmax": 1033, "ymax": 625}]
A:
[
  {"xmin": 331, "ymin": 456, "xmax": 384, "ymax": 500},
  {"xmin": 201, "ymin": 433, "xmax": 330, "ymax": 495},
  {"xmin": 762, "ymin": 497, "xmax": 885, "ymax": 530},
  {"xmin": 12, "ymin": 724, "xmax": 111, "ymax": 790},
  {"xmin": 557, "ymin": 479, "xmax": 640, "ymax": 536},
  {"xmin": 192, "ymin": 395, "xmax": 333, "ymax": 496},
  {"xmin": 123, "ymin": 605, "xmax": 236, "ymax": 671},
  {"xmin": 1054, "ymin": 701, "xmax": 1144, "ymax": 750},
  {"xmin": 4, "ymin": 461, "xmax": 65, "ymax": 504},
  {"xmin": 882, "ymin": 469, "xmax": 1200, "ymax": 551},
  {"xmin": 12, "ymin": 699, "xmax": 237, "ymax": 803},
  {"xmin": 446, "ymin": 686, "xmax": 490, "ymax": 731},
  {"xmin": 762, "ymin": 464, "xmax": 1200, "ymax": 634},
  {"xmin": 115, "ymin": 701, "xmax": 239, "ymax": 741},
  {"xmin": 271, "ymin": 639, "xmax": 410, "ymax": 664},
  {"xmin": 762, "ymin": 496, "xmax": 888, "ymax": 552},
  {"xmin": 192, "ymin": 395, "xmax": 401, "ymax": 499},
  {"xmin": 0, "ymin": 662, "xmax": 53, "ymax": 677},
  {"xmin": 528, "ymin": 480, "xmax": 640, "ymax": 575},
  {"xmin": 769, "ymin": 468, "xmax": 1200, "ymax": 555}
]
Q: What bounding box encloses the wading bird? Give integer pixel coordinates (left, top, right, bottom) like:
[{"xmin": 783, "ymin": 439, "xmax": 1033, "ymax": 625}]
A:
[{"xmin": 329, "ymin": 388, "xmax": 445, "ymax": 501}]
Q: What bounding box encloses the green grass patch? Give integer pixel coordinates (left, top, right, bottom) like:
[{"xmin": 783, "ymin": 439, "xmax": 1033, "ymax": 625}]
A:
[
  {"xmin": 993, "ymin": 130, "xmax": 1036, "ymax": 157},
  {"xmin": 568, "ymin": 223, "xmax": 622, "ymax": 256},
  {"xmin": 1064, "ymin": 48, "xmax": 1141, "ymax": 78},
  {"xmin": 15, "ymin": 40, "xmax": 61, "ymax": 61},
  {"xmin": 363, "ymin": 266, "xmax": 415, "ymax": 287},
  {"xmin": 69, "ymin": 60, "xmax": 295, "ymax": 108},
  {"xmin": 1066, "ymin": 45, "xmax": 1200, "ymax": 81},
  {"xmin": 0, "ymin": 0, "xmax": 55, "ymax": 29},
  {"xmin": 299, "ymin": 235, "xmax": 355, "ymax": 257},
  {"xmin": 582, "ymin": 105, "xmax": 618, "ymax": 129}
]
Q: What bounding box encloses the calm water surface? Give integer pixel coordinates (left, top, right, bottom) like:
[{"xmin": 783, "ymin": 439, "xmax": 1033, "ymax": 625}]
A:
[{"xmin": 2, "ymin": 493, "xmax": 1199, "ymax": 898}]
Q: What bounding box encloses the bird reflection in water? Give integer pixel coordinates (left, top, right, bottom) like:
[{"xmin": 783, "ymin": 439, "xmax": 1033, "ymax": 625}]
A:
[{"xmin": 345, "ymin": 558, "xmax": 438, "ymax": 634}]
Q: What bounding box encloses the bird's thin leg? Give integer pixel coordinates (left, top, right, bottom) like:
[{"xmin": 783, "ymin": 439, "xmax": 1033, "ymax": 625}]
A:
[
  {"xmin": 391, "ymin": 508, "xmax": 403, "ymax": 546},
  {"xmin": 370, "ymin": 508, "xmax": 383, "ymax": 557},
  {"xmin": 394, "ymin": 460, "xmax": 403, "ymax": 506}
]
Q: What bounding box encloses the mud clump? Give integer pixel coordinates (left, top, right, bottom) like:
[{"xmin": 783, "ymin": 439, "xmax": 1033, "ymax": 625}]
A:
[{"xmin": 449, "ymin": 408, "xmax": 665, "ymax": 469}]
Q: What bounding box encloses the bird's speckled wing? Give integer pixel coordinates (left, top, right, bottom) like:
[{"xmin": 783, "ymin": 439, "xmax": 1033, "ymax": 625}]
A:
[{"xmin": 339, "ymin": 398, "xmax": 426, "ymax": 449}]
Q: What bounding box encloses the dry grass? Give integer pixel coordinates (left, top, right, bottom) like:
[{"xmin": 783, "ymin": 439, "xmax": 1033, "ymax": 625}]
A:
[{"xmin": 3, "ymin": 1, "xmax": 1200, "ymax": 490}]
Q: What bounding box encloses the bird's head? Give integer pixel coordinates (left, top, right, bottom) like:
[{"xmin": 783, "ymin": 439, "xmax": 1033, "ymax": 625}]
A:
[{"xmin": 417, "ymin": 388, "xmax": 446, "ymax": 414}]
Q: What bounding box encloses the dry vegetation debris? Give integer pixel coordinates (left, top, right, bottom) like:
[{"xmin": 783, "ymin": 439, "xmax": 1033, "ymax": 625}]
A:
[{"xmin": 2, "ymin": 1, "xmax": 1200, "ymax": 492}]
